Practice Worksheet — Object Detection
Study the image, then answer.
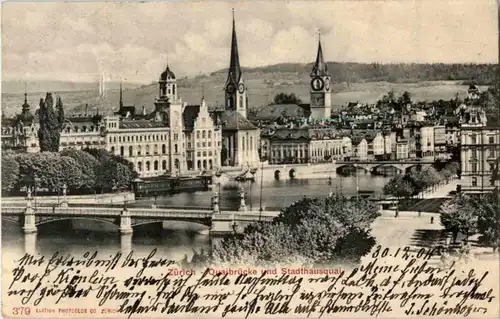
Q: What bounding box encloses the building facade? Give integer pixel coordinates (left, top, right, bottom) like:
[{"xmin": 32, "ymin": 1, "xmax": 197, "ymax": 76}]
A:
[{"xmin": 459, "ymin": 106, "xmax": 500, "ymax": 193}]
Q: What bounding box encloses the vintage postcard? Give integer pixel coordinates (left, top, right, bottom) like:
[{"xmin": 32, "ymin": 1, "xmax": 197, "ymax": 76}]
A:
[{"xmin": 1, "ymin": 1, "xmax": 499, "ymax": 318}]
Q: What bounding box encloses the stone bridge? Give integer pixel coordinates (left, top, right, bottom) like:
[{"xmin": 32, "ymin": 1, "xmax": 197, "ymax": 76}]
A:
[
  {"xmin": 219, "ymin": 162, "xmax": 337, "ymax": 183},
  {"xmin": 1, "ymin": 193, "xmax": 280, "ymax": 237},
  {"xmin": 336, "ymin": 160, "xmax": 434, "ymax": 175}
]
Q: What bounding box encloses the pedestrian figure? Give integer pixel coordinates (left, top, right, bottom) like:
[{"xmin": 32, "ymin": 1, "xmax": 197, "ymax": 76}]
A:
[
  {"xmin": 395, "ymin": 211, "xmax": 399, "ymax": 218},
  {"xmin": 430, "ymin": 216, "xmax": 434, "ymax": 224},
  {"xmin": 418, "ymin": 210, "xmax": 421, "ymax": 218}
]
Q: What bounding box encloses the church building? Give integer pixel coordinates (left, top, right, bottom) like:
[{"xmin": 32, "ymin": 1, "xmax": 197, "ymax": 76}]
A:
[{"xmin": 213, "ymin": 11, "xmax": 260, "ymax": 167}]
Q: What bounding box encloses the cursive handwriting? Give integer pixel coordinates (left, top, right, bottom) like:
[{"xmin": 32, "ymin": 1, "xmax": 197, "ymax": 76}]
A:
[{"xmin": 5, "ymin": 248, "xmax": 497, "ymax": 318}]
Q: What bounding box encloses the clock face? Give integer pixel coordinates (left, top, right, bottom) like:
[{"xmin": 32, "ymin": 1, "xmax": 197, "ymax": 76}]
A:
[
  {"xmin": 311, "ymin": 77, "xmax": 324, "ymax": 91},
  {"xmin": 226, "ymin": 84, "xmax": 235, "ymax": 94},
  {"xmin": 238, "ymin": 83, "xmax": 245, "ymax": 93}
]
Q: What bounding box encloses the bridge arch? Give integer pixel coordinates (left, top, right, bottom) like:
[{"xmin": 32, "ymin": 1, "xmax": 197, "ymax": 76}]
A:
[
  {"xmin": 1, "ymin": 216, "xmax": 20, "ymax": 225},
  {"xmin": 289, "ymin": 169, "xmax": 296, "ymax": 179},
  {"xmin": 336, "ymin": 164, "xmax": 369, "ymax": 174},
  {"xmin": 372, "ymin": 164, "xmax": 404, "ymax": 175},
  {"xmin": 35, "ymin": 217, "xmax": 118, "ymax": 228},
  {"xmin": 132, "ymin": 218, "xmax": 211, "ymax": 228},
  {"xmin": 274, "ymin": 170, "xmax": 281, "ymax": 180}
]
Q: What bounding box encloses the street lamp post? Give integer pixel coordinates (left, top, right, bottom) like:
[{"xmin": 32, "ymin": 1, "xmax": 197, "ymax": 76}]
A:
[
  {"xmin": 328, "ymin": 176, "xmax": 333, "ymax": 197},
  {"xmin": 215, "ymin": 169, "xmax": 222, "ymax": 213},
  {"xmin": 33, "ymin": 176, "xmax": 40, "ymax": 208},
  {"xmin": 249, "ymin": 167, "xmax": 258, "ymax": 211},
  {"xmin": 258, "ymin": 162, "xmax": 264, "ymax": 221}
]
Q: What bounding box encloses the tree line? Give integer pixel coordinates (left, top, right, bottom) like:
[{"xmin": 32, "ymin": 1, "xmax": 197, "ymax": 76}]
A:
[
  {"xmin": 383, "ymin": 163, "xmax": 460, "ymax": 213},
  {"xmin": 185, "ymin": 195, "xmax": 380, "ymax": 267},
  {"xmin": 440, "ymin": 192, "xmax": 499, "ymax": 252},
  {"xmin": 1, "ymin": 148, "xmax": 138, "ymax": 196},
  {"xmin": 212, "ymin": 63, "xmax": 496, "ymax": 85}
]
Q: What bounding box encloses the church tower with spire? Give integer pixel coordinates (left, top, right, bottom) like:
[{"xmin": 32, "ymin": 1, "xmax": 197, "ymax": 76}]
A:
[
  {"xmin": 309, "ymin": 35, "xmax": 331, "ymax": 120},
  {"xmin": 224, "ymin": 9, "xmax": 247, "ymax": 118}
]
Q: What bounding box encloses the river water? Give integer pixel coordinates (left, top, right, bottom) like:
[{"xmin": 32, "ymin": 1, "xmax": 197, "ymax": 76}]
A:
[{"xmin": 2, "ymin": 175, "xmax": 388, "ymax": 261}]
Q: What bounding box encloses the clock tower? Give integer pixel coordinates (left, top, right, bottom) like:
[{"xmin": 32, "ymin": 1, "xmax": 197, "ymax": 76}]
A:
[
  {"xmin": 224, "ymin": 9, "xmax": 247, "ymax": 119},
  {"xmin": 309, "ymin": 36, "xmax": 331, "ymax": 120}
]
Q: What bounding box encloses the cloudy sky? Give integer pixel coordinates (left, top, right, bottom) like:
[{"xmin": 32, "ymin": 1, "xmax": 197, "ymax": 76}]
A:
[{"xmin": 2, "ymin": 1, "xmax": 498, "ymax": 83}]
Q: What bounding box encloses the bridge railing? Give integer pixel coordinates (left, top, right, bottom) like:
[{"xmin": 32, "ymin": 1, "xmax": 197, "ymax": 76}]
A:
[
  {"xmin": 129, "ymin": 208, "xmax": 213, "ymax": 218},
  {"xmin": 1, "ymin": 207, "xmax": 25, "ymax": 214}
]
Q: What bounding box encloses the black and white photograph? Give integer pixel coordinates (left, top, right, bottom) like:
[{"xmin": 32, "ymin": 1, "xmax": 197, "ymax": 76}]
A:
[{"xmin": 1, "ymin": 1, "xmax": 499, "ymax": 317}]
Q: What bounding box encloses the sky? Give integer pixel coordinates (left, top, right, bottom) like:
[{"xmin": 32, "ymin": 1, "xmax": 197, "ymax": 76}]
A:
[{"xmin": 2, "ymin": 1, "xmax": 498, "ymax": 84}]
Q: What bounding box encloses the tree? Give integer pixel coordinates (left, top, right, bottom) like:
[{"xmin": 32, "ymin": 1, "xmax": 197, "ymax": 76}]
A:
[
  {"xmin": 56, "ymin": 96, "xmax": 65, "ymax": 132},
  {"xmin": 472, "ymin": 193, "xmax": 500, "ymax": 252},
  {"xmin": 398, "ymin": 91, "xmax": 412, "ymax": 105},
  {"xmin": 443, "ymin": 162, "xmax": 459, "ymax": 182},
  {"xmin": 15, "ymin": 152, "xmax": 84, "ymax": 192},
  {"xmin": 272, "ymin": 93, "xmax": 302, "ymax": 105},
  {"xmin": 61, "ymin": 149, "xmax": 99, "ymax": 190},
  {"xmin": 440, "ymin": 194, "xmax": 477, "ymax": 244},
  {"xmin": 1, "ymin": 155, "xmax": 20, "ymax": 194},
  {"xmin": 210, "ymin": 195, "xmax": 380, "ymax": 266},
  {"xmin": 421, "ymin": 167, "xmax": 442, "ymax": 191},
  {"xmin": 37, "ymin": 93, "xmax": 60, "ymax": 152},
  {"xmin": 383, "ymin": 174, "xmax": 415, "ymax": 213}
]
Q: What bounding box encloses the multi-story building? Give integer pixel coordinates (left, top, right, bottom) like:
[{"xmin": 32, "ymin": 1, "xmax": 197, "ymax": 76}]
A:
[
  {"xmin": 352, "ymin": 137, "xmax": 368, "ymax": 160},
  {"xmin": 459, "ymin": 106, "xmax": 500, "ymax": 193},
  {"xmin": 419, "ymin": 125, "xmax": 435, "ymax": 159},
  {"xmin": 434, "ymin": 125, "xmax": 448, "ymax": 159},
  {"xmin": 267, "ymin": 127, "xmax": 352, "ymax": 164},
  {"xmin": 1, "ymin": 12, "xmax": 262, "ymax": 177}
]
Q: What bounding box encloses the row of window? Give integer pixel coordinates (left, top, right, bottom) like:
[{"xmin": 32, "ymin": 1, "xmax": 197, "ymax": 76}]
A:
[
  {"xmin": 196, "ymin": 150, "xmax": 215, "ymax": 157},
  {"xmin": 63, "ymin": 126, "xmax": 99, "ymax": 133},
  {"xmin": 241, "ymin": 136, "xmax": 255, "ymax": 152},
  {"xmin": 137, "ymin": 160, "xmax": 167, "ymax": 172},
  {"xmin": 468, "ymin": 134, "xmax": 496, "ymax": 144},
  {"xmin": 470, "ymin": 177, "xmax": 496, "ymax": 187},
  {"xmin": 468, "ymin": 161, "xmax": 496, "ymax": 173},
  {"xmin": 109, "ymin": 133, "xmax": 168, "ymax": 144},
  {"xmin": 196, "ymin": 130, "xmax": 213, "ymax": 140},
  {"xmin": 112, "ymin": 144, "xmax": 179, "ymax": 156},
  {"xmin": 134, "ymin": 159, "xmax": 214, "ymax": 172},
  {"xmin": 470, "ymin": 149, "xmax": 496, "ymax": 159}
]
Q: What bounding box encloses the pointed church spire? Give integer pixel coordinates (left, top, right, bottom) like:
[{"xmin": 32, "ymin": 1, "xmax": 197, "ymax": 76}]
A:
[
  {"xmin": 22, "ymin": 83, "xmax": 30, "ymax": 110},
  {"xmin": 227, "ymin": 8, "xmax": 241, "ymax": 84},
  {"xmin": 119, "ymin": 80, "xmax": 123, "ymax": 108},
  {"xmin": 311, "ymin": 32, "xmax": 328, "ymax": 77}
]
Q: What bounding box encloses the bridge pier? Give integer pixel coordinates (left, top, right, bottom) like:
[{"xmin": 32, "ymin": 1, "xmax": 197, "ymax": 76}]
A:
[
  {"xmin": 210, "ymin": 212, "xmax": 239, "ymax": 236},
  {"xmin": 60, "ymin": 183, "xmax": 68, "ymax": 207},
  {"xmin": 24, "ymin": 232, "xmax": 37, "ymax": 255},
  {"xmin": 120, "ymin": 233, "xmax": 133, "ymax": 255},
  {"xmin": 238, "ymin": 186, "xmax": 247, "ymax": 212},
  {"xmin": 119, "ymin": 209, "xmax": 133, "ymax": 234},
  {"xmin": 23, "ymin": 194, "xmax": 37, "ymax": 234},
  {"xmin": 213, "ymin": 192, "xmax": 220, "ymax": 213}
]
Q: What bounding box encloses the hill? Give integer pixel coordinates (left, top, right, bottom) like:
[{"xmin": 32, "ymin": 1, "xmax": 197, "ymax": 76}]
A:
[{"xmin": 1, "ymin": 62, "xmax": 496, "ymax": 117}]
